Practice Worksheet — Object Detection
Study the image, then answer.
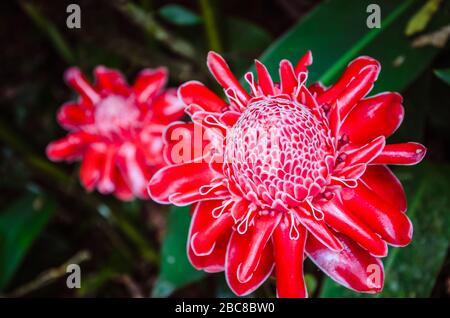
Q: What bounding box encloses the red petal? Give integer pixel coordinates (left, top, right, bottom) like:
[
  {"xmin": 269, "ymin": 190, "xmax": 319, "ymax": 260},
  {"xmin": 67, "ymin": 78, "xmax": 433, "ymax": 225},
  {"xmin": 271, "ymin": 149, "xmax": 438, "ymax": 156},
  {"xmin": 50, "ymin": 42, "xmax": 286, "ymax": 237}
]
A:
[
  {"xmin": 190, "ymin": 204, "xmax": 234, "ymax": 256},
  {"xmin": 372, "ymin": 142, "xmax": 426, "ymax": 165},
  {"xmin": 64, "ymin": 67, "xmax": 100, "ymax": 106},
  {"xmin": 133, "ymin": 67, "xmax": 168, "ymax": 104},
  {"xmin": 345, "ymin": 136, "xmax": 385, "ymax": 165},
  {"xmin": 319, "ymin": 198, "xmax": 388, "ymax": 257},
  {"xmin": 113, "ymin": 167, "xmax": 134, "ymax": 201},
  {"xmin": 296, "ymin": 85, "xmax": 321, "ymax": 119},
  {"xmin": 147, "ymin": 161, "xmax": 223, "ymax": 205},
  {"xmin": 137, "ymin": 127, "xmax": 165, "ymax": 168},
  {"xmin": 207, "ymin": 51, "xmax": 250, "ymax": 103},
  {"xmin": 342, "ymin": 183, "xmax": 413, "ymax": 246},
  {"xmin": 341, "ymin": 92, "xmax": 404, "ymax": 144},
  {"xmin": 163, "ymin": 122, "xmax": 208, "ymax": 164},
  {"xmin": 150, "ymin": 89, "xmax": 185, "ymax": 124},
  {"xmin": 279, "ymin": 60, "xmax": 297, "ymax": 95},
  {"xmin": 97, "ymin": 145, "xmax": 117, "ymax": 194},
  {"xmin": 335, "ymin": 65, "xmax": 380, "ymax": 117},
  {"xmin": 219, "ymin": 111, "xmax": 241, "ymax": 127},
  {"xmin": 361, "ymin": 165, "xmax": 407, "ymax": 212},
  {"xmin": 79, "ymin": 143, "xmax": 106, "ymax": 191},
  {"xmin": 116, "ymin": 142, "xmax": 150, "ymax": 199},
  {"xmin": 337, "ymin": 163, "xmax": 367, "ymax": 180},
  {"xmin": 327, "ymin": 99, "xmax": 341, "ymax": 137},
  {"xmin": 57, "ymin": 102, "xmax": 92, "ymax": 129},
  {"xmin": 317, "ymin": 56, "xmax": 380, "ymax": 114},
  {"xmin": 169, "ymin": 191, "xmax": 228, "ymax": 207},
  {"xmin": 189, "ymin": 113, "xmax": 227, "ymax": 144},
  {"xmin": 236, "ymin": 215, "xmax": 280, "ymax": 283},
  {"xmin": 179, "ymin": 81, "xmax": 227, "ymax": 113},
  {"xmin": 46, "ymin": 131, "xmax": 98, "ymax": 161},
  {"xmin": 225, "ymin": 225, "xmax": 275, "ymax": 296},
  {"xmin": 94, "ymin": 66, "xmax": 130, "ymax": 95},
  {"xmin": 187, "ymin": 201, "xmax": 233, "ymax": 273},
  {"xmin": 295, "ymin": 207, "xmax": 344, "ymax": 252},
  {"xmin": 308, "ymin": 82, "xmax": 326, "ymax": 96},
  {"xmin": 188, "ymin": 230, "xmax": 230, "ymax": 273},
  {"xmin": 294, "ymin": 50, "xmax": 313, "ymax": 75},
  {"xmin": 273, "ymin": 218, "xmax": 307, "ymax": 298},
  {"xmin": 255, "ymin": 60, "xmax": 275, "ymax": 95},
  {"xmin": 230, "ymin": 198, "xmax": 251, "ymax": 221},
  {"xmin": 306, "ymin": 233, "xmax": 384, "ymax": 293}
]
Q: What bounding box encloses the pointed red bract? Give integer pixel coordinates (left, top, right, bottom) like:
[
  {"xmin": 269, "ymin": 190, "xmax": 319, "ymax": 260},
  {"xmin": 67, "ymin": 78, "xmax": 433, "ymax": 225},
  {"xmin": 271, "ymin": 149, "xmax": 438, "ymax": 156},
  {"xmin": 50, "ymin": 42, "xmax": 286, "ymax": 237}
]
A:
[
  {"xmin": 361, "ymin": 165, "xmax": 407, "ymax": 212},
  {"xmin": 207, "ymin": 51, "xmax": 250, "ymax": 103},
  {"xmin": 342, "ymin": 183, "xmax": 413, "ymax": 246},
  {"xmin": 372, "ymin": 142, "xmax": 427, "ymax": 165},
  {"xmin": 341, "ymin": 92, "xmax": 404, "ymax": 144},
  {"xmin": 225, "ymin": 225, "xmax": 275, "ymax": 296},
  {"xmin": 319, "ymin": 198, "xmax": 388, "ymax": 257},
  {"xmin": 188, "ymin": 201, "xmax": 232, "ymax": 272},
  {"xmin": 306, "ymin": 233, "xmax": 384, "ymax": 293},
  {"xmin": 148, "ymin": 161, "xmax": 226, "ymax": 205},
  {"xmin": 273, "ymin": 219, "xmax": 307, "ymax": 298},
  {"xmin": 179, "ymin": 81, "xmax": 227, "ymax": 113}
]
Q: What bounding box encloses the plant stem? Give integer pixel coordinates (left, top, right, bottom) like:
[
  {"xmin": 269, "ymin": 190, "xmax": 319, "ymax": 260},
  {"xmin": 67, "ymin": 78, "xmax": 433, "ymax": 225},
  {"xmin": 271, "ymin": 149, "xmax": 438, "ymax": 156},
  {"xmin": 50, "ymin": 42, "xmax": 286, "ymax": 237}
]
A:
[
  {"xmin": 112, "ymin": 0, "xmax": 197, "ymax": 61},
  {"xmin": 199, "ymin": 0, "xmax": 223, "ymax": 52},
  {"xmin": 0, "ymin": 119, "xmax": 159, "ymax": 266},
  {"xmin": 19, "ymin": 1, "xmax": 76, "ymax": 64},
  {"xmin": 106, "ymin": 206, "xmax": 159, "ymax": 265},
  {"xmin": 6, "ymin": 250, "xmax": 91, "ymax": 297}
]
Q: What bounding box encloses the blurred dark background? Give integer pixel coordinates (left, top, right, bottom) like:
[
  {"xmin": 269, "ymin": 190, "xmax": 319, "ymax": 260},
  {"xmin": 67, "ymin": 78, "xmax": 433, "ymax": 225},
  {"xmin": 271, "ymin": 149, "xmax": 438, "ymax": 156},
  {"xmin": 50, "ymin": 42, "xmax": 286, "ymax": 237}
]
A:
[{"xmin": 0, "ymin": 0, "xmax": 449, "ymax": 298}]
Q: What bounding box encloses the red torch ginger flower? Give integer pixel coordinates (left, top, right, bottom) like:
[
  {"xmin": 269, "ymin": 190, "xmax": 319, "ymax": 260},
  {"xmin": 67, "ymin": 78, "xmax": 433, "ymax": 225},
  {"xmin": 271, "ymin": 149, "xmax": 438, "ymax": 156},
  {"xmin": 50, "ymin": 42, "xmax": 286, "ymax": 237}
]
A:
[
  {"xmin": 47, "ymin": 66, "xmax": 184, "ymax": 200},
  {"xmin": 148, "ymin": 51, "xmax": 426, "ymax": 297}
]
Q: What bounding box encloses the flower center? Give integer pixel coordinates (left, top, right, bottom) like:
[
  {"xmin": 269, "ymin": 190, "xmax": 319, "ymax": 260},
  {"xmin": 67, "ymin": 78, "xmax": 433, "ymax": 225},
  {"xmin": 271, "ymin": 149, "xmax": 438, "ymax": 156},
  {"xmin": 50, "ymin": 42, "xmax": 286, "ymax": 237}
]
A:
[
  {"xmin": 94, "ymin": 95, "xmax": 140, "ymax": 136},
  {"xmin": 224, "ymin": 97, "xmax": 333, "ymax": 212}
]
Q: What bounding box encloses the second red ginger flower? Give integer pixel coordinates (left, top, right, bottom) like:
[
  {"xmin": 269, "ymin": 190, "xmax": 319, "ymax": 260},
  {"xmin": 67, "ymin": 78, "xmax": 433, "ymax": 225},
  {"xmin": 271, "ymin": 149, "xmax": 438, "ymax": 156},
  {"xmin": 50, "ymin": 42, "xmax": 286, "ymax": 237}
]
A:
[
  {"xmin": 148, "ymin": 51, "xmax": 426, "ymax": 297},
  {"xmin": 47, "ymin": 66, "xmax": 184, "ymax": 200}
]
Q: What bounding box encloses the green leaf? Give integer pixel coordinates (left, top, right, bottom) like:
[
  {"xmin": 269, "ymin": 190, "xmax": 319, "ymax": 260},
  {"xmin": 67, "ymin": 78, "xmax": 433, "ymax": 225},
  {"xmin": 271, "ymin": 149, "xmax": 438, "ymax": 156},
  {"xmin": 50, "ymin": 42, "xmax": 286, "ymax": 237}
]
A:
[
  {"xmin": 390, "ymin": 73, "xmax": 431, "ymax": 144},
  {"xmin": 320, "ymin": 163, "xmax": 450, "ymax": 297},
  {"xmin": 304, "ymin": 274, "xmax": 318, "ymax": 296},
  {"xmin": 434, "ymin": 68, "xmax": 450, "ymax": 85},
  {"xmin": 405, "ymin": 0, "xmax": 442, "ymax": 36},
  {"xmin": 158, "ymin": 4, "xmax": 201, "ymax": 26},
  {"xmin": 152, "ymin": 206, "xmax": 205, "ymax": 297},
  {"xmin": 0, "ymin": 193, "xmax": 56, "ymax": 290},
  {"xmin": 253, "ymin": 0, "xmax": 450, "ymax": 93},
  {"xmin": 226, "ymin": 17, "xmax": 272, "ymax": 53}
]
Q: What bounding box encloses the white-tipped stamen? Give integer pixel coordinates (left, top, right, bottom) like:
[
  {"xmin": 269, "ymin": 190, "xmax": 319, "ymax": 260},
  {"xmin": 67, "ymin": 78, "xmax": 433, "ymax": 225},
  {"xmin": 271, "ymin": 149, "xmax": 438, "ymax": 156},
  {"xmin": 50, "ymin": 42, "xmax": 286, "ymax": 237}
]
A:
[
  {"xmin": 211, "ymin": 198, "xmax": 234, "ymax": 219},
  {"xmin": 244, "ymin": 72, "xmax": 259, "ymax": 96},
  {"xmin": 225, "ymin": 87, "xmax": 245, "ymax": 111},
  {"xmin": 289, "ymin": 212, "xmax": 300, "ymax": 240},
  {"xmin": 236, "ymin": 209, "xmax": 254, "ymax": 234},
  {"xmin": 199, "ymin": 180, "xmax": 225, "ymax": 195}
]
